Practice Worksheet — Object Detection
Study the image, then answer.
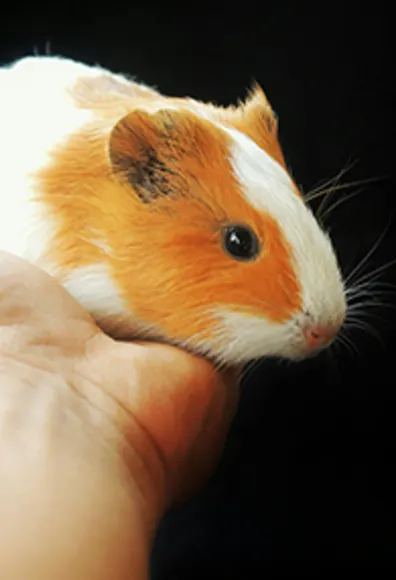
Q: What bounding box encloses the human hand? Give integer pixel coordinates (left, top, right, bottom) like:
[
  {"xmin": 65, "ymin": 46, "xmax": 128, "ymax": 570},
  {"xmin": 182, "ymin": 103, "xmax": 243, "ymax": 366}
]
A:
[{"xmin": 0, "ymin": 251, "xmax": 240, "ymax": 579}]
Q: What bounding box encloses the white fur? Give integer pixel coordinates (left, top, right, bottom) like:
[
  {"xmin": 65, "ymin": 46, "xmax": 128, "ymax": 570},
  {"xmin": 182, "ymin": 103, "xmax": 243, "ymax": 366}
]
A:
[
  {"xmin": 204, "ymin": 310, "xmax": 304, "ymax": 364},
  {"xmin": 62, "ymin": 264, "xmax": 137, "ymax": 337},
  {"xmin": 62, "ymin": 263, "xmax": 127, "ymax": 316},
  {"xmin": 0, "ymin": 56, "xmax": 98, "ymax": 273},
  {"xmin": 62, "ymin": 263, "xmax": 169, "ymax": 342}
]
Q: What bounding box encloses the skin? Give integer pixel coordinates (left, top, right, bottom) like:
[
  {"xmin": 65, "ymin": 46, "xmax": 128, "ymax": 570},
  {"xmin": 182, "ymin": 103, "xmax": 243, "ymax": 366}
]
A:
[{"xmin": 0, "ymin": 251, "xmax": 240, "ymax": 580}]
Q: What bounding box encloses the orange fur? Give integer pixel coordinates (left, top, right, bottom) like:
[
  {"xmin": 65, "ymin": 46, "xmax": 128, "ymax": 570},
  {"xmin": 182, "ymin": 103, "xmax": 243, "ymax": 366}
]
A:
[{"xmin": 35, "ymin": 86, "xmax": 302, "ymax": 345}]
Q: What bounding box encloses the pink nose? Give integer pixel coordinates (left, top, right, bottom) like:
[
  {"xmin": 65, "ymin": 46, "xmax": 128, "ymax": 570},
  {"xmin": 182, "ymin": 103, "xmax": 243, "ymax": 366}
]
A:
[{"xmin": 303, "ymin": 324, "xmax": 338, "ymax": 349}]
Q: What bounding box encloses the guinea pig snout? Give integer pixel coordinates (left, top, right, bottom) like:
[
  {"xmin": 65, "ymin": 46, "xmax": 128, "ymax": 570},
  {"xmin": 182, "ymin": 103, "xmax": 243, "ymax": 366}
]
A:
[{"xmin": 302, "ymin": 321, "xmax": 342, "ymax": 350}]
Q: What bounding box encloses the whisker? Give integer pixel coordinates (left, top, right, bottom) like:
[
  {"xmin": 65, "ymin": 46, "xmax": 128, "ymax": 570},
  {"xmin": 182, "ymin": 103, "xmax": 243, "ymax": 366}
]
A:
[
  {"xmin": 337, "ymin": 332, "xmax": 359, "ymax": 359},
  {"xmin": 344, "ymin": 214, "xmax": 394, "ymax": 285},
  {"xmin": 346, "ymin": 256, "xmax": 396, "ymax": 288},
  {"xmin": 347, "ymin": 299, "xmax": 396, "ymax": 312},
  {"xmin": 348, "ymin": 312, "xmax": 395, "ymax": 330},
  {"xmin": 347, "ymin": 294, "xmax": 396, "ymax": 307},
  {"xmin": 347, "ymin": 297, "xmax": 396, "ymax": 313},
  {"xmin": 346, "ymin": 280, "xmax": 396, "ymax": 295},
  {"xmin": 241, "ymin": 358, "xmax": 263, "ymax": 385},
  {"xmin": 313, "ymin": 159, "xmax": 359, "ymax": 218},
  {"xmin": 347, "ymin": 290, "xmax": 396, "ymax": 303},
  {"xmin": 345, "ymin": 317, "xmax": 386, "ymax": 344},
  {"xmin": 319, "ymin": 186, "xmax": 368, "ymax": 222},
  {"xmin": 305, "ymin": 175, "xmax": 385, "ymax": 204},
  {"xmin": 327, "ymin": 341, "xmax": 342, "ymax": 382},
  {"xmin": 349, "ymin": 321, "xmax": 387, "ymax": 351},
  {"xmin": 307, "ymin": 158, "xmax": 358, "ymax": 198},
  {"xmin": 346, "ymin": 284, "xmax": 396, "ymax": 303}
]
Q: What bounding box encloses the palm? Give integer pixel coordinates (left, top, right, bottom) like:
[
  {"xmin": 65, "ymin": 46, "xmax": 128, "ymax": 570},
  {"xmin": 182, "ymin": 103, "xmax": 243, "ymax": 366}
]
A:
[{"xmin": 0, "ymin": 251, "xmax": 239, "ymax": 509}]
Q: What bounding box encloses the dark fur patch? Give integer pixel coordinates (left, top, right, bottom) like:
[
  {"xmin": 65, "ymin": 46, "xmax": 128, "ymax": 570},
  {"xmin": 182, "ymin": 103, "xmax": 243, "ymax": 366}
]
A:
[
  {"xmin": 127, "ymin": 146, "xmax": 174, "ymax": 202},
  {"xmin": 112, "ymin": 145, "xmax": 187, "ymax": 203},
  {"xmin": 109, "ymin": 109, "xmax": 201, "ymax": 203}
]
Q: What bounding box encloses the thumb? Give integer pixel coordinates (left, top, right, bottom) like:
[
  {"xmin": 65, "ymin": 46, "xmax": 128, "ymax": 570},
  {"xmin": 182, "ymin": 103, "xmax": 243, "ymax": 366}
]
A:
[
  {"xmin": 82, "ymin": 335, "xmax": 223, "ymax": 459},
  {"xmin": 78, "ymin": 330, "xmax": 242, "ymax": 507}
]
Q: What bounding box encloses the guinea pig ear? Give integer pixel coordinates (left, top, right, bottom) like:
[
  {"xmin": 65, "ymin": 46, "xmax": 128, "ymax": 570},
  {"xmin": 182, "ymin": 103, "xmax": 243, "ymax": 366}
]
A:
[
  {"xmin": 223, "ymin": 81, "xmax": 285, "ymax": 166},
  {"xmin": 242, "ymin": 82, "xmax": 278, "ymax": 134},
  {"xmin": 108, "ymin": 109, "xmax": 187, "ymax": 203}
]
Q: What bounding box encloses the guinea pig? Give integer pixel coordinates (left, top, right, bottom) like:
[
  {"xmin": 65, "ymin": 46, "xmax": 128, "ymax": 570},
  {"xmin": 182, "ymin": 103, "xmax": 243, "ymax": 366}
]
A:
[{"xmin": 0, "ymin": 55, "xmax": 346, "ymax": 365}]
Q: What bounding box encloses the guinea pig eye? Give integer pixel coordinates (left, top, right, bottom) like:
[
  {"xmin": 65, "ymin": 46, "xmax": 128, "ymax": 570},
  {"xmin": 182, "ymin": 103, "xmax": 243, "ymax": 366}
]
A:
[{"xmin": 222, "ymin": 224, "xmax": 260, "ymax": 261}]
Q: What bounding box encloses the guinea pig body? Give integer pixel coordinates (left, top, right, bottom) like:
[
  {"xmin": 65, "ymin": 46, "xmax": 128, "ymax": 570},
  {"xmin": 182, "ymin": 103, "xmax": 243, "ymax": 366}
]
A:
[{"xmin": 0, "ymin": 55, "xmax": 346, "ymax": 365}]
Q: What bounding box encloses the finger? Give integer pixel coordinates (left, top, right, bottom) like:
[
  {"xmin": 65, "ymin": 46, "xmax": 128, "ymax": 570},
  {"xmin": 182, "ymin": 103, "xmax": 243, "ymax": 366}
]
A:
[
  {"xmin": 170, "ymin": 366, "xmax": 240, "ymax": 503},
  {"xmin": 82, "ymin": 335, "xmax": 241, "ymax": 461},
  {"xmin": 84, "ymin": 335, "xmax": 217, "ymax": 408}
]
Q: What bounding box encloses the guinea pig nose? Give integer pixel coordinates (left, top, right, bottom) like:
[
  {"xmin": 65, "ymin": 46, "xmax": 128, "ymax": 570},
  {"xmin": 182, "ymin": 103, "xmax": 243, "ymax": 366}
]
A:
[{"xmin": 303, "ymin": 324, "xmax": 338, "ymax": 349}]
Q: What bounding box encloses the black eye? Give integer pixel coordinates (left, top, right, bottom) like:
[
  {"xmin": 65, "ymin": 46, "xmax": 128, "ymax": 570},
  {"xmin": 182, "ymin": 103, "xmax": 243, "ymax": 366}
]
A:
[{"xmin": 222, "ymin": 224, "xmax": 260, "ymax": 261}]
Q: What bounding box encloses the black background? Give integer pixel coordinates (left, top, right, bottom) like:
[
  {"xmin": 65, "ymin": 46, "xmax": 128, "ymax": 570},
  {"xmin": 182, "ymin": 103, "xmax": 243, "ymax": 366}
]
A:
[{"xmin": 1, "ymin": 1, "xmax": 395, "ymax": 576}]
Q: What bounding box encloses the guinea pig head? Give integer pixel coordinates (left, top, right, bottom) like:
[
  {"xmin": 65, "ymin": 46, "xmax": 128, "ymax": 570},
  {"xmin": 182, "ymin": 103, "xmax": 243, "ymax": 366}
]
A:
[{"xmin": 107, "ymin": 94, "xmax": 347, "ymax": 364}]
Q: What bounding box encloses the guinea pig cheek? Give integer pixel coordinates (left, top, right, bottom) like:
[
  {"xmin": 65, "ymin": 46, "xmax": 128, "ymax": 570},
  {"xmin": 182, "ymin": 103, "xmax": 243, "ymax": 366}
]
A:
[{"xmin": 220, "ymin": 213, "xmax": 303, "ymax": 324}]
